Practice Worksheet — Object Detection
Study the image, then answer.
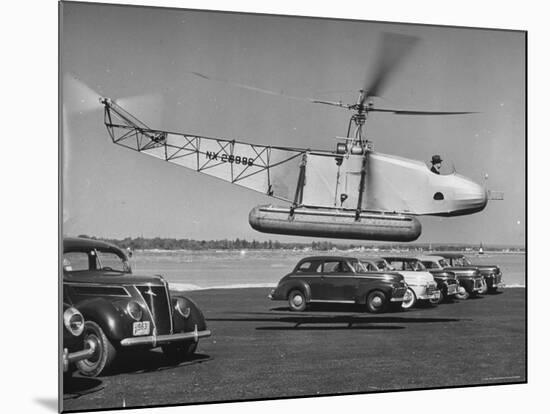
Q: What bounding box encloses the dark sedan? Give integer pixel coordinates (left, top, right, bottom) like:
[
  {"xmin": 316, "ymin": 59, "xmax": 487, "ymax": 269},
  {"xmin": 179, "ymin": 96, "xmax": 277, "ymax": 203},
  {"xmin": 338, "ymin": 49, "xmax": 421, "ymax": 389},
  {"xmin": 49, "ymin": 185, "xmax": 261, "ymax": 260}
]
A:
[
  {"xmin": 425, "ymin": 254, "xmax": 485, "ymax": 299},
  {"xmin": 63, "ymin": 237, "xmax": 211, "ymax": 376},
  {"xmin": 438, "ymin": 253, "xmax": 504, "ymax": 293},
  {"xmin": 269, "ymin": 256, "xmax": 408, "ymax": 313}
]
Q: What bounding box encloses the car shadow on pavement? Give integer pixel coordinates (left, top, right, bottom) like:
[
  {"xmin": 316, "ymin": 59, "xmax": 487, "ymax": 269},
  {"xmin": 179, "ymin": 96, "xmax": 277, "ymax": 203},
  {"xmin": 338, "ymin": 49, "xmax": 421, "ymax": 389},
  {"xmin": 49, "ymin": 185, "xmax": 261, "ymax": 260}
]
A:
[
  {"xmin": 208, "ymin": 313, "xmax": 462, "ymax": 330},
  {"xmin": 63, "ymin": 376, "xmax": 104, "ymax": 399},
  {"xmin": 114, "ymin": 350, "xmax": 211, "ymax": 376}
]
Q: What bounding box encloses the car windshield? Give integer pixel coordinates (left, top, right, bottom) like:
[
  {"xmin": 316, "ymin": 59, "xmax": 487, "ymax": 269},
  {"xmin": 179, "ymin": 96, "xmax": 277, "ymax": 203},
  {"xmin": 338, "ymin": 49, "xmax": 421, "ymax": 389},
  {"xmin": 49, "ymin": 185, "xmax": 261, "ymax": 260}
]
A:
[
  {"xmin": 453, "ymin": 257, "xmax": 471, "ymax": 267},
  {"xmin": 439, "ymin": 259, "xmax": 450, "ymax": 267},
  {"xmin": 375, "ymin": 260, "xmax": 394, "ymax": 271},
  {"xmin": 63, "ymin": 248, "xmax": 131, "ymax": 274},
  {"xmin": 409, "ymin": 260, "xmax": 427, "ymax": 271},
  {"xmin": 353, "ymin": 260, "xmax": 370, "ymax": 273},
  {"xmin": 422, "ymin": 260, "xmax": 439, "ymax": 269}
]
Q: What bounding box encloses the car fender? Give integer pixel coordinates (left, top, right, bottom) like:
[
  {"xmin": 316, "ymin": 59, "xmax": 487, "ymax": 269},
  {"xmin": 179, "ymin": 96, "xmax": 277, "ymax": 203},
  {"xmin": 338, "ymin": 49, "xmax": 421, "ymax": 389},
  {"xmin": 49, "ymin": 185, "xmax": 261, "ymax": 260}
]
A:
[
  {"xmin": 75, "ymin": 297, "xmax": 130, "ymax": 342},
  {"xmin": 356, "ymin": 281, "xmax": 393, "ymax": 304},
  {"xmin": 171, "ymin": 295, "xmax": 207, "ymax": 332},
  {"xmin": 277, "ymin": 279, "xmax": 313, "ymax": 302}
]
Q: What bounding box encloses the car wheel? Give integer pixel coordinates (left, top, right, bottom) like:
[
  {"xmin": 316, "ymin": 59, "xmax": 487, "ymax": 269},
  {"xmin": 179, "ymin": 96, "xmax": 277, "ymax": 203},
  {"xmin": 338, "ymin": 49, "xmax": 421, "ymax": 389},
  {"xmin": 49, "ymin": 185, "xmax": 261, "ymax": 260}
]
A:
[
  {"xmin": 479, "ymin": 280, "xmax": 488, "ymax": 295},
  {"xmin": 401, "ymin": 288, "xmax": 417, "ymax": 310},
  {"xmin": 366, "ymin": 291, "xmax": 388, "ymax": 313},
  {"xmin": 162, "ymin": 341, "xmax": 198, "ymax": 362},
  {"xmin": 288, "ymin": 290, "xmax": 307, "ymax": 312},
  {"xmin": 76, "ymin": 321, "xmax": 117, "ymax": 377},
  {"xmin": 455, "ymin": 286, "xmax": 470, "ymax": 300},
  {"xmin": 429, "ymin": 290, "xmax": 445, "ymax": 305}
]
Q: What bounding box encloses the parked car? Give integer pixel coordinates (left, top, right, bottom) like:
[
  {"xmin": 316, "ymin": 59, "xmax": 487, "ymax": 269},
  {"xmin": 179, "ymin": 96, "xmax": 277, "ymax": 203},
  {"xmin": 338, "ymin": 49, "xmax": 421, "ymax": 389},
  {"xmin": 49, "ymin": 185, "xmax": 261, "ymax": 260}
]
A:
[
  {"xmin": 437, "ymin": 253, "xmax": 504, "ymax": 293},
  {"xmin": 62, "ymin": 303, "xmax": 95, "ymax": 373},
  {"xmin": 425, "ymin": 254, "xmax": 485, "ymax": 299},
  {"xmin": 371, "ymin": 256, "xmax": 458, "ymax": 304},
  {"xmin": 380, "ymin": 257, "xmax": 440, "ymax": 308},
  {"xmin": 268, "ymin": 256, "xmax": 408, "ymax": 313},
  {"xmin": 63, "ymin": 237, "xmax": 211, "ymax": 377}
]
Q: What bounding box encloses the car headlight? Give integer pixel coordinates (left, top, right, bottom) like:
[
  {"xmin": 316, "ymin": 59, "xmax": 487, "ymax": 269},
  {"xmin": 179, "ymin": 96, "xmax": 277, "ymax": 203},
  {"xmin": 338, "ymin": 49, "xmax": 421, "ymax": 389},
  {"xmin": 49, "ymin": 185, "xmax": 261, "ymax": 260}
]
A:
[
  {"xmin": 64, "ymin": 306, "xmax": 85, "ymax": 337},
  {"xmin": 126, "ymin": 301, "xmax": 143, "ymax": 321},
  {"xmin": 175, "ymin": 298, "xmax": 191, "ymax": 319}
]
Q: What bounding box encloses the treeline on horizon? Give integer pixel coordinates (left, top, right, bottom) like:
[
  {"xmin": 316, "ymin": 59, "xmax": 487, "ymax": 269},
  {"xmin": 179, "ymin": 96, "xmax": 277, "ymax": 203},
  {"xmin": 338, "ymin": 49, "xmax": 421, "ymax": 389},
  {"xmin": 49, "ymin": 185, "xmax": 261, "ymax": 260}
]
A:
[{"xmin": 76, "ymin": 235, "xmax": 524, "ymax": 252}]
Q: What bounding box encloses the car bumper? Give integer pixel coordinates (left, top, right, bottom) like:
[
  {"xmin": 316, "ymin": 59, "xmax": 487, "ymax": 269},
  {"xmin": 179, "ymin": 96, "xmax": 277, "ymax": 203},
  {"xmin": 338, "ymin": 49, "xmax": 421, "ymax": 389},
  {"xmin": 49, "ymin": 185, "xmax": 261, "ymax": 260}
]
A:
[
  {"xmin": 412, "ymin": 286, "xmax": 440, "ymax": 301},
  {"xmin": 446, "ymin": 284, "xmax": 459, "ymax": 296},
  {"xmin": 120, "ymin": 325, "xmax": 212, "ymax": 347},
  {"xmin": 63, "ymin": 341, "xmax": 96, "ymax": 372}
]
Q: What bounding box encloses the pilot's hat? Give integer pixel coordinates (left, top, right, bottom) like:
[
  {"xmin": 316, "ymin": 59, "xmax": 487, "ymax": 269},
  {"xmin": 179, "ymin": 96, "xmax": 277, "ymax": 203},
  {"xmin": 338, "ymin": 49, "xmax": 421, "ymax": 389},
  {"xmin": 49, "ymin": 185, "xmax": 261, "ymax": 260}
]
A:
[{"xmin": 431, "ymin": 154, "xmax": 443, "ymax": 164}]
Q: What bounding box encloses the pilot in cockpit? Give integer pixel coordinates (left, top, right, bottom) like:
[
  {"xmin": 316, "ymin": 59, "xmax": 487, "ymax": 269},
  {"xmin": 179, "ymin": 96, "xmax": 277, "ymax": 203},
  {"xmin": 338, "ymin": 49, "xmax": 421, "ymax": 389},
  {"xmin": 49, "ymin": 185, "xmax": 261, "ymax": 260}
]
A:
[{"xmin": 430, "ymin": 154, "xmax": 443, "ymax": 175}]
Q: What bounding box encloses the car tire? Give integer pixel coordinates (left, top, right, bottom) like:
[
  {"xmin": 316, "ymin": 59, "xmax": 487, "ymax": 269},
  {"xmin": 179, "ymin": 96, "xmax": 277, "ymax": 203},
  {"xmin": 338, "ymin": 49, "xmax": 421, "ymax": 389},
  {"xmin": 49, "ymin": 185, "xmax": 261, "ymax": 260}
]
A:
[
  {"xmin": 76, "ymin": 321, "xmax": 117, "ymax": 377},
  {"xmin": 366, "ymin": 290, "xmax": 388, "ymax": 313},
  {"xmin": 288, "ymin": 290, "xmax": 307, "ymax": 312},
  {"xmin": 401, "ymin": 288, "xmax": 417, "ymax": 310},
  {"xmin": 162, "ymin": 341, "xmax": 198, "ymax": 362},
  {"xmin": 429, "ymin": 290, "xmax": 445, "ymax": 305},
  {"xmin": 455, "ymin": 287, "xmax": 470, "ymax": 300},
  {"xmin": 479, "ymin": 279, "xmax": 488, "ymax": 295}
]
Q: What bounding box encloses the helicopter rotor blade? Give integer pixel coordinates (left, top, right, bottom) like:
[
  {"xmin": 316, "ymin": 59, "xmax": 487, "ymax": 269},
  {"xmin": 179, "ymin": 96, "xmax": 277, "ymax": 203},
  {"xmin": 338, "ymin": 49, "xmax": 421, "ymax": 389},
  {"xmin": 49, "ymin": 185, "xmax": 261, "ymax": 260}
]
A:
[
  {"xmin": 189, "ymin": 71, "xmax": 310, "ymax": 103},
  {"xmin": 362, "ymin": 32, "xmax": 420, "ymax": 103},
  {"xmin": 310, "ymin": 99, "xmax": 353, "ymax": 110},
  {"xmin": 63, "ymin": 73, "xmax": 103, "ymax": 114},
  {"xmin": 369, "ymin": 108, "xmax": 478, "ymax": 116}
]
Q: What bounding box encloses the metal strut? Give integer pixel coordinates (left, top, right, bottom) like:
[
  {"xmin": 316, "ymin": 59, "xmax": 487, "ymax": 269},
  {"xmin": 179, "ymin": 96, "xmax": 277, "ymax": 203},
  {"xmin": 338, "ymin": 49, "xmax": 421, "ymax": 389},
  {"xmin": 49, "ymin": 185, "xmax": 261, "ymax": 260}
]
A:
[
  {"xmin": 355, "ymin": 151, "xmax": 368, "ymax": 221},
  {"xmin": 290, "ymin": 153, "xmax": 308, "ymax": 218}
]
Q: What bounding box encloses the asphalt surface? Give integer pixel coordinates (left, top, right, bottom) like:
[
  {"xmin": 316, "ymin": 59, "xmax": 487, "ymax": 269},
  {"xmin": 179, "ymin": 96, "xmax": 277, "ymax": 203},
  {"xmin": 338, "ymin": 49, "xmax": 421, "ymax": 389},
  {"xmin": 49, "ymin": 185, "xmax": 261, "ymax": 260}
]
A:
[{"xmin": 63, "ymin": 288, "xmax": 526, "ymax": 412}]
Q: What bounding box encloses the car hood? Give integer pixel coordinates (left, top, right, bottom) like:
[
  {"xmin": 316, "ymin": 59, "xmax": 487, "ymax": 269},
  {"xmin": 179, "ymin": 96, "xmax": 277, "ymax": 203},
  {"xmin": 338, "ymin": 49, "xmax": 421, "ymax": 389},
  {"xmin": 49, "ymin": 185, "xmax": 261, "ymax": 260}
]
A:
[
  {"xmin": 444, "ymin": 267, "xmax": 480, "ymax": 277},
  {"xmin": 397, "ymin": 271, "xmax": 435, "ymax": 284},
  {"xmin": 63, "ymin": 271, "xmax": 166, "ymax": 286},
  {"xmin": 473, "ymin": 264, "xmax": 500, "ymax": 273}
]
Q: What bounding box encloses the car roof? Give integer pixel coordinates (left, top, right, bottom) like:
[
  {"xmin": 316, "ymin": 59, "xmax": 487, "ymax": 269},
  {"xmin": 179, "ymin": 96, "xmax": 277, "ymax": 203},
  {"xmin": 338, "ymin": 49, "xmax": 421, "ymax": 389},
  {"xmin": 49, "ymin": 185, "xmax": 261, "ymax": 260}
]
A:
[
  {"xmin": 298, "ymin": 256, "xmax": 360, "ymax": 263},
  {"xmin": 64, "ymin": 237, "xmax": 123, "ymax": 252},
  {"xmin": 435, "ymin": 252, "xmax": 465, "ymax": 258},
  {"xmin": 382, "ymin": 256, "xmax": 420, "ymax": 261},
  {"xmin": 416, "ymin": 255, "xmax": 445, "ymax": 261}
]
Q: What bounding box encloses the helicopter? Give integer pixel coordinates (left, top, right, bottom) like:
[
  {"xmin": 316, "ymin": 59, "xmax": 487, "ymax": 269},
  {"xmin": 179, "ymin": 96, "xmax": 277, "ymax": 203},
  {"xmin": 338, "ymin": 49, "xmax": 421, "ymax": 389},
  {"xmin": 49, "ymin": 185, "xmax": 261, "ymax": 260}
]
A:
[{"xmin": 95, "ymin": 33, "xmax": 501, "ymax": 242}]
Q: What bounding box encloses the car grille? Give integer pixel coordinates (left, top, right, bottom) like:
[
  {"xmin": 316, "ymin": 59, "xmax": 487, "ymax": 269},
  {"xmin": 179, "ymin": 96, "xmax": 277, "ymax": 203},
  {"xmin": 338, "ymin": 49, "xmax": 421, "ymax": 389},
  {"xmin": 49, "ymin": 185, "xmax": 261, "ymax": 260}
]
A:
[
  {"xmin": 494, "ymin": 273, "xmax": 502, "ymax": 284},
  {"xmin": 136, "ymin": 285, "xmax": 172, "ymax": 335},
  {"xmin": 447, "ymin": 284, "xmax": 458, "ymax": 295},
  {"xmin": 426, "ymin": 284, "xmax": 437, "ymax": 295}
]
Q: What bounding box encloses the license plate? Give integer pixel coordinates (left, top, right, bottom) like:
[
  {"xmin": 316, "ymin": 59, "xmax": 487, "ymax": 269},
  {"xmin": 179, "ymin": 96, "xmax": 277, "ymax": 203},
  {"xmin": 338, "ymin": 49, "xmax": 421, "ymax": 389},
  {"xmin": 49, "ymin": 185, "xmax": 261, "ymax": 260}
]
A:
[
  {"xmin": 133, "ymin": 321, "xmax": 150, "ymax": 336},
  {"xmin": 448, "ymin": 285, "xmax": 457, "ymax": 295}
]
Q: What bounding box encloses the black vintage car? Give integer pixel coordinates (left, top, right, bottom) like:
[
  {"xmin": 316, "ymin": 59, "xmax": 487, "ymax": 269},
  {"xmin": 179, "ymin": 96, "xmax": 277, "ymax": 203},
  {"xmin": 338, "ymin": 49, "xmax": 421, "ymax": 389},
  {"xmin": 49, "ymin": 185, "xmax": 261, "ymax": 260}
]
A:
[
  {"xmin": 425, "ymin": 254, "xmax": 485, "ymax": 299},
  {"xmin": 63, "ymin": 237, "xmax": 211, "ymax": 377},
  {"xmin": 62, "ymin": 303, "xmax": 95, "ymax": 373},
  {"xmin": 268, "ymin": 256, "xmax": 408, "ymax": 313},
  {"xmin": 438, "ymin": 253, "xmax": 503, "ymax": 293}
]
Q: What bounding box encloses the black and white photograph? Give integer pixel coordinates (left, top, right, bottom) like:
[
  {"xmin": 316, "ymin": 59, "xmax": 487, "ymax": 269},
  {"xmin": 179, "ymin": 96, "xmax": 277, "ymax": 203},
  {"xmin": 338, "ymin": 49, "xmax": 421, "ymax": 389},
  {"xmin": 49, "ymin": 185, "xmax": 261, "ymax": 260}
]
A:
[{"xmin": 58, "ymin": 1, "xmax": 526, "ymax": 412}]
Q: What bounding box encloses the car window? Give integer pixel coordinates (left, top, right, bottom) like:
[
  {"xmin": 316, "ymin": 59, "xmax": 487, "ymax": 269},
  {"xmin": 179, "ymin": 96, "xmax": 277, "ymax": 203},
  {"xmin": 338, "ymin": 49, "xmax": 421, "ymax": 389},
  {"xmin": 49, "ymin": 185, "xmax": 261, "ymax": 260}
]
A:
[
  {"xmin": 296, "ymin": 260, "xmax": 322, "ymax": 273},
  {"xmin": 439, "ymin": 259, "xmax": 450, "ymax": 267},
  {"xmin": 323, "ymin": 260, "xmax": 352, "ymax": 273},
  {"xmin": 350, "ymin": 261, "xmax": 367, "ymax": 273},
  {"xmin": 387, "ymin": 260, "xmax": 402, "ymax": 270},
  {"xmin": 63, "ymin": 252, "xmax": 90, "ymax": 271},
  {"xmin": 96, "ymin": 250, "xmax": 129, "ymax": 272},
  {"xmin": 412, "ymin": 261, "xmax": 427, "ymax": 271},
  {"xmin": 359, "ymin": 261, "xmax": 375, "ymax": 271},
  {"xmin": 375, "ymin": 260, "xmax": 392, "ymax": 271},
  {"xmin": 422, "ymin": 261, "xmax": 436, "ymax": 269}
]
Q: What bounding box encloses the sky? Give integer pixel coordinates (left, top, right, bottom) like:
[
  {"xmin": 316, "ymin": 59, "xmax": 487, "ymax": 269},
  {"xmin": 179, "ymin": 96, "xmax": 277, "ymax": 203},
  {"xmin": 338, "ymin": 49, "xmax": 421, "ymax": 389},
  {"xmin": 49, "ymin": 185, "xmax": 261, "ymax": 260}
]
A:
[{"xmin": 61, "ymin": 2, "xmax": 525, "ymax": 245}]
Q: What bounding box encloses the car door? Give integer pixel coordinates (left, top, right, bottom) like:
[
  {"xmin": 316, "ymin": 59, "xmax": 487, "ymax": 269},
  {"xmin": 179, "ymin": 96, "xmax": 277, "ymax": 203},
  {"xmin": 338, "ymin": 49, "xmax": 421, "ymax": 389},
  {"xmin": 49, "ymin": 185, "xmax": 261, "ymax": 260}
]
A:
[{"xmin": 313, "ymin": 259, "xmax": 356, "ymax": 302}]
